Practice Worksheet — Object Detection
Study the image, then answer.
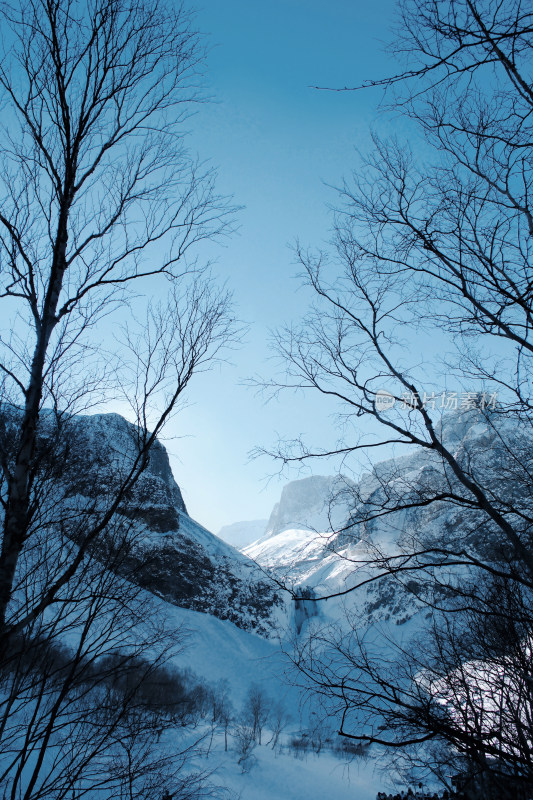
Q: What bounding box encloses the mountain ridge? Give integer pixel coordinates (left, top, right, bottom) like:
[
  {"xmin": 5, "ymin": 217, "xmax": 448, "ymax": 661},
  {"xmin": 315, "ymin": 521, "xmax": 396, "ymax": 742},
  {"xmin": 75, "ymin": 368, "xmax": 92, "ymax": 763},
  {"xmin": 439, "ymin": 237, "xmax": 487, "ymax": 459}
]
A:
[{"xmin": 0, "ymin": 406, "xmax": 285, "ymax": 636}]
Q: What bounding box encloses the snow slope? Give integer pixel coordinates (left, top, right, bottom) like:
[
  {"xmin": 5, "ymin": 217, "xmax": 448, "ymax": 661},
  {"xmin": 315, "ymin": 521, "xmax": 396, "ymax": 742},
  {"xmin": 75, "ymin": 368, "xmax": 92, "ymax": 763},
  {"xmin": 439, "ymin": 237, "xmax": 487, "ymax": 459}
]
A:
[
  {"xmin": 193, "ymin": 731, "xmax": 382, "ymax": 800},
  {"xmin": 163, "ymin": 602, "xmax": 298, "ymax": 708}
]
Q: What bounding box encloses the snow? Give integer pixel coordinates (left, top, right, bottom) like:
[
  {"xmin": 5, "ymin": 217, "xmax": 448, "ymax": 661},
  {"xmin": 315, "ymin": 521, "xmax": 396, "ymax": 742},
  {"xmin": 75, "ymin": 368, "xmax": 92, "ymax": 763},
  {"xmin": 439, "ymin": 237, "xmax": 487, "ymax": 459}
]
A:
[
  {"xmin": 202, "ymin": 732, "xmax": 381, "ymax": 800},
  {"xmin": 244, "ymin": 528, "xmax": 328, "ymax": 572},
  {"xmin": 8, "ymin": 406, "xmax": 526, "ymax": 799},
  {"xmin": 162, "ymin": 602, "xmax": 299, "ymax": 708}
]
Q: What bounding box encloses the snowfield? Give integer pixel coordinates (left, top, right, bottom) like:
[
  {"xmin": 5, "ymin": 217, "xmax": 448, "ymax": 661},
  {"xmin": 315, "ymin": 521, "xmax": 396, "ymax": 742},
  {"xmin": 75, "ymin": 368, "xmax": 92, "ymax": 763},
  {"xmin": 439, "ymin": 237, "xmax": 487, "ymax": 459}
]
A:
[
  {"xmin": 162, "ymin": 602, "xmax": 298, "ymax": 708},
  {"xmin": 188, "ymin": 730, "xmax": 381, "ymax": 800}
]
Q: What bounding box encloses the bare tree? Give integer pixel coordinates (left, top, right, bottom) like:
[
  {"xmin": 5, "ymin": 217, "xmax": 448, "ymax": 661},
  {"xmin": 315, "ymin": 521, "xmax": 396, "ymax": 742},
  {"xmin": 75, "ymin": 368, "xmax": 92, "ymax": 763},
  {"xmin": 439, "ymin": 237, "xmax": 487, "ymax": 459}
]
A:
[
  {"xmin": 244, "ymin": 683, "xmax": 270, "ymax": 745},
  {"xmin": 267, "ymin": 700, "xmax": 290, "ymax": 751},
  {"xmin": 0, "ymin": 0, "xmax": 236, "ymax": 794},
  {"xmin": 208, "ymin": 679, "xmax": 233, "ymax": 753},
  {"xmin": 0, "ymin": 514, "xmax": 209, "ymax": 799},
  {"xmin": 0, "ymin": 0, "xmax": 234, "ymax": 645},
  {"xmin": 266, "ymin": 0, "xmax": 533, "ymax": 793},
  {"xmin": 233, "ymin": 718, "xmax": 257, "ymax": 774}
]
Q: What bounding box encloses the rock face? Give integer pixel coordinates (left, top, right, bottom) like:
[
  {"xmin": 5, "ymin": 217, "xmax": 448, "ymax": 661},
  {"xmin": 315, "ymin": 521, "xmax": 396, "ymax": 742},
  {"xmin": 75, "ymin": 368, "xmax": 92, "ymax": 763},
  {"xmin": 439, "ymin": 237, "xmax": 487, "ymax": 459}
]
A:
[
  {"xmin": 82, "ymin": 414, "xmax": 284, "ymax": 635},
  {"xmin": 66, "ymin": 412, "xmax": 188, "ymax": 529},
  {"xmin": 1, "ymin": 408, "xmax": 283, "ymax": 637},
  {"xmin": 122, "ymin": 510, "xmax": 283, "ymax": 636},
  {"xmin": 246, "ymin": 408, "xmax": 533, "ymax": 634},
  {"xmin": 265, "ymin": 474, "xmax": 354, "ymax": 538}
]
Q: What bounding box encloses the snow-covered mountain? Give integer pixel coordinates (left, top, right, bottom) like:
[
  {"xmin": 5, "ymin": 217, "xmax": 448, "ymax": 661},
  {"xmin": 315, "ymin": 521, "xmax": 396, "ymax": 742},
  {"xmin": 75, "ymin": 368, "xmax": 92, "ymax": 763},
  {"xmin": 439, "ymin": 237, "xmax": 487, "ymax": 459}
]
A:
[
  {"xmin": 245, "ymin": 408, "xmax": 532, "ymax": 634},
  {"xmin": 72, "ymin": 413, "xmax": 287, "ymax": 635},
  {"xmin": 5, "ymin": 404, "xmax": 521, "ymax": 799},
  {"xmin": 263, "ymin": 474, "xmax": 354, "ymax": 538},
  {"xmin": 0, "ymin": 408, "xmax": 285, "ymax": 636},
  {"xmin": 244, "ymin": 471, "xmax": 361, "ymax": 600}
]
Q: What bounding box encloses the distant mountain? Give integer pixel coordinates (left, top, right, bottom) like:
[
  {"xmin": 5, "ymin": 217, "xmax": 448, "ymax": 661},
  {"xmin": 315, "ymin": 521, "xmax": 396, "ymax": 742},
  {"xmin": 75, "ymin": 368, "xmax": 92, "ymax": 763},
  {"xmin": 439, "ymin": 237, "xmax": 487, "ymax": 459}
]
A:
[
  {"xmin": 245, "ymin": 408, "xmax": 530, "ymax": 636},
  {"xmin": 264, "ymin": 474, "xmax": 355, "ymax": 538},
  {"xmin": 217, "ymin": 519, "xmax": 268, "ymax": 550}
]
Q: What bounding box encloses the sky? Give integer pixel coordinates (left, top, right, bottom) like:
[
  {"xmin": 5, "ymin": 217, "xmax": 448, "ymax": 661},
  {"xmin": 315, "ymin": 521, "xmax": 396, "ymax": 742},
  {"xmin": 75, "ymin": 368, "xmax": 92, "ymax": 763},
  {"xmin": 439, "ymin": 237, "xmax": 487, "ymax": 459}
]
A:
[{"xmin": 163, "ymin": 0, "xmax": 399, "ymax": 534}]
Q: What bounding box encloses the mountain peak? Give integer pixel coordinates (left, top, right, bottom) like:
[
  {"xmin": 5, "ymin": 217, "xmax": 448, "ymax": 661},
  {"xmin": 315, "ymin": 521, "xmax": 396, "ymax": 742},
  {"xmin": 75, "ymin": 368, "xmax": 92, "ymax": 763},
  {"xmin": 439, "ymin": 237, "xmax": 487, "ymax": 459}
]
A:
[{"xmin": 265, "ymin": 474, "xmax": 354, "ymax": 538}]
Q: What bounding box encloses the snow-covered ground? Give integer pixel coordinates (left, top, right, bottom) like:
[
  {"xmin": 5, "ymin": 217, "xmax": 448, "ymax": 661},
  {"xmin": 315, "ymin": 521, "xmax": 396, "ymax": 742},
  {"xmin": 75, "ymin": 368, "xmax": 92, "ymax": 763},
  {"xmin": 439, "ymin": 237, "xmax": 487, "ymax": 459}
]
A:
[
  {"xmin": 172, "ymin": 728, "xmax": 383, "ymax": 800},
  {"xmin": 163, "ymin": 602, "xmax": 299, "ymax": 709},
  {"xmin": 159, "ymin": 601, "xmax": 392, "ymax": 798}
]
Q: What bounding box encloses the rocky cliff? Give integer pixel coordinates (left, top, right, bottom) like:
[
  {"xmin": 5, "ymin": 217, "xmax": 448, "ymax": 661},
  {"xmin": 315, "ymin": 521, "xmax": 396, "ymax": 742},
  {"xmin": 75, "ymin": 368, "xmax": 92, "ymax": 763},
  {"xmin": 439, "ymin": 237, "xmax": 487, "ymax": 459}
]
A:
[
  {"xmin": 245, "ymin": 408, "xmax": 532, "ymax": 634},
  {"xmin": 0, "ymin": 407, "xmax": 284, "ymax": 636}
]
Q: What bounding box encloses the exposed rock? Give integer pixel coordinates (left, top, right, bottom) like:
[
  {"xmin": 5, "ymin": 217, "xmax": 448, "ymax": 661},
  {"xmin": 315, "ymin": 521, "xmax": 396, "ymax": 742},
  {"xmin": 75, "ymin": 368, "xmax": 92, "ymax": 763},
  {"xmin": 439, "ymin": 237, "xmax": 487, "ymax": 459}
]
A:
[
  {"xmin": 246, "ymin": 408, "xmax": 533, "ymax": 635},
  {"xmin": 0, "ymin": 407, "xmax": 283, "ymax": 637},
  {"xmin": 265, "ymin": 474, "xmax": 354, "ymax": 538}
]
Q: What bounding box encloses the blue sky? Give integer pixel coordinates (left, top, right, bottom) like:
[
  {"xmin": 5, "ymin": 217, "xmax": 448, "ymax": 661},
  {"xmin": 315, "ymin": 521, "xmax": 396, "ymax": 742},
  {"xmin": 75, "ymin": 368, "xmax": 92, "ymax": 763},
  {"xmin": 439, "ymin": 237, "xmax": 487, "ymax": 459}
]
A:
[{"xmin": 165, "ymin": 0, "xmax": 399, "ymax": 533}]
